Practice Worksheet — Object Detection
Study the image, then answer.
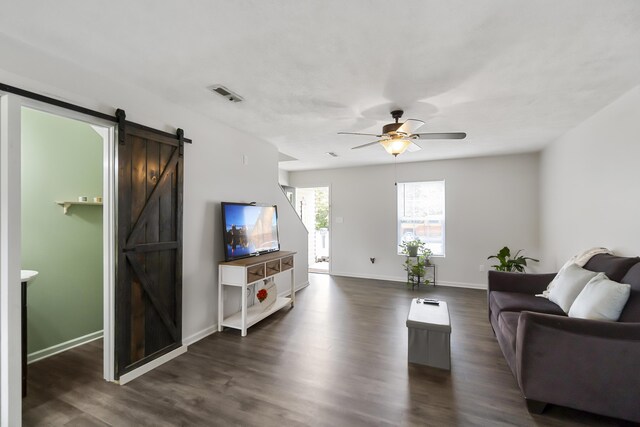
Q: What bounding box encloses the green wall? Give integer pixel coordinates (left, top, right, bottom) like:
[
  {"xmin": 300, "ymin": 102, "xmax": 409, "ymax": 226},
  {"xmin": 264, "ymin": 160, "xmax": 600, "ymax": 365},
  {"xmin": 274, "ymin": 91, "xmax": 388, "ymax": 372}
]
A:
[{"xmin": 21, "ymin": 108, "xmax": 103, "ymax": 355}]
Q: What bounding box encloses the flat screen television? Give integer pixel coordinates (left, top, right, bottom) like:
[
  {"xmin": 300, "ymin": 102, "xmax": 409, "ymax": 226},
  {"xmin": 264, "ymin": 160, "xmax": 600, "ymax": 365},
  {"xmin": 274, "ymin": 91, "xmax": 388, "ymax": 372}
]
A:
[{"xmin": 221, "ymin": 202, "xmax": 280, "ymax": 261}]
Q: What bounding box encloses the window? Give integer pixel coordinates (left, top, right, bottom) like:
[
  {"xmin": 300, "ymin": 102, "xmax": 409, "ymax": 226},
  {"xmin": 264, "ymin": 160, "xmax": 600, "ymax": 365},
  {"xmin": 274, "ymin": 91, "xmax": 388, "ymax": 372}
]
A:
[{"xmin": 397, "ymin": 180, "xmax": 445, "ymax": 256}]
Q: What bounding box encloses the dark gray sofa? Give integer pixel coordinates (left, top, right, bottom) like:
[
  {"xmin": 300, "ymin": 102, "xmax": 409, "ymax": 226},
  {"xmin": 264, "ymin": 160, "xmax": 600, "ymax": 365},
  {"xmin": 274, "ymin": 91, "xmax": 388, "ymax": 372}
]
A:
[{"xmin": 487, "ymin": 254, "xmax": 640, "ymax": 423}]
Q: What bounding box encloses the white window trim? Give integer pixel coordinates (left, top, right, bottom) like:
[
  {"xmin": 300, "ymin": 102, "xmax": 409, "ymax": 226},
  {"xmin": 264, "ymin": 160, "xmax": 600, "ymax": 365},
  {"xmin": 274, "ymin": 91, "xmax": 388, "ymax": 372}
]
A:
[{"xmin": 396, "ymin": 180, "xmax": 446, "ymax": 257}]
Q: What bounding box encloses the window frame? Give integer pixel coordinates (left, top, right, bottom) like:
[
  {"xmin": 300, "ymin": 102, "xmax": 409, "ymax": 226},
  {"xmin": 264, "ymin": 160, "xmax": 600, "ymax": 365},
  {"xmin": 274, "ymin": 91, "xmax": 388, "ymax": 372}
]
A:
[{"xmin": 396, "ymin": 179, "xmax": 446, "ymax": 257}]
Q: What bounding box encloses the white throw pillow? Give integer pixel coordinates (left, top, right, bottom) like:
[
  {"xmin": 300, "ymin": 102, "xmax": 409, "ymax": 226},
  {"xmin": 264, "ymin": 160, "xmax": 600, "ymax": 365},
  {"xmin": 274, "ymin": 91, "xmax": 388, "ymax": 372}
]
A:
[
  {"xmin": 568, "ymin": 276, "xmax": 631, "ymax": 321},
  {"xmin": 547, "ymin": 264, "xmax": 600, "ymax": 313}
]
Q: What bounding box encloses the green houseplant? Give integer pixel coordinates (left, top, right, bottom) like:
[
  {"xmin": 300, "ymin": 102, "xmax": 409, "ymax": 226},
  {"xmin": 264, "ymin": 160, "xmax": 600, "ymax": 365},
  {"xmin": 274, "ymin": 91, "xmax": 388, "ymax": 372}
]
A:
[
  {"xmin": 403, "ymin": 257, "xmax": 430, "ymax": 288},
  {"xmin": 488, "ymin": 246, "xmax": 539, "ymax": 273},
  {"xmin": 399, "ymin": 239, "xmax": 429, "ymax": 257},
  {"xmin": 400, "ymin": 239, "xmax": 433, "ymax": 288}
]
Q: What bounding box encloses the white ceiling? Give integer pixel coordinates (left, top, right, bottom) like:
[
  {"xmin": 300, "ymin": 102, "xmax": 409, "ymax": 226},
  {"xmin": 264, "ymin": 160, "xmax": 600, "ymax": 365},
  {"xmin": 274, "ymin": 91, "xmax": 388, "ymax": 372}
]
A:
[{"xmin": 2, "ymin": 1, "xmax": 640, "ymax": 171}]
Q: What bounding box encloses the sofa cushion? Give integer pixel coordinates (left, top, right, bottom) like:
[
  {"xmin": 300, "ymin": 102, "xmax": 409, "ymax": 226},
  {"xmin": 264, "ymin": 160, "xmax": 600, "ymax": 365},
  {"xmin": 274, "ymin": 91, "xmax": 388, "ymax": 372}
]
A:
[
  {"xmin": 548, "ymin": 265, "xmax": 600, "ymax": 313},
  {"xmin": 568, "ymin": 275, "xmax": 631, "ymax": 321},
  {"xmin": 490, "ymin": 291, "xmax": 566, "ymax": 317},
  {"xmin": 619, "ymin": 263, "xmax": 640, "ymax": 322},
  {"xmin": 583, "ymin": 254, "xmax": 640, "ymax": 282},
  {"xmin": 497, "ymin": 311, "xmax": 521, "ymax": 373},
  {"xmin": 498, "ymin": 311, "xmax": 520, "ymax": 346}
]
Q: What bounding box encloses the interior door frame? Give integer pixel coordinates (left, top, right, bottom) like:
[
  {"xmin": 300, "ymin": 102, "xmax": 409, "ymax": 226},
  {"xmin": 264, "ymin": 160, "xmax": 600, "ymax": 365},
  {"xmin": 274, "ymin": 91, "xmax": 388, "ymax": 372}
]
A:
[
  {"xmin": 20, "ymin": 98, "xmax": 117, "ymax": 381},
  {"xmin": 0, "ymin": 92, "xmax": 22, "ymax": 427},
  {"xmin": 0, "ymin": 93, "xmax": 117, "ymax": 425}
]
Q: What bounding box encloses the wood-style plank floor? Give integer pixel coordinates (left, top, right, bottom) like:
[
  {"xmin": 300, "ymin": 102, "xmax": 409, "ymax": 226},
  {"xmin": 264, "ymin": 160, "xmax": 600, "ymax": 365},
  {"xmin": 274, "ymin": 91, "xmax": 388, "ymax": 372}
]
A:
[{"xmin": 23, "ymin": 274, "xmax": 633, "ymax": 426}]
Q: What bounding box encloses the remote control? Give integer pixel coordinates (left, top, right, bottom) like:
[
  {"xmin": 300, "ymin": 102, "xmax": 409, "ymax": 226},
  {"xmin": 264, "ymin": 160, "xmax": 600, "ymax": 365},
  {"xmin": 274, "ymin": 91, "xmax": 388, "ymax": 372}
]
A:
[{"xmin": 423, "ymin": 300, "xmax": 440, "ymax": 305}]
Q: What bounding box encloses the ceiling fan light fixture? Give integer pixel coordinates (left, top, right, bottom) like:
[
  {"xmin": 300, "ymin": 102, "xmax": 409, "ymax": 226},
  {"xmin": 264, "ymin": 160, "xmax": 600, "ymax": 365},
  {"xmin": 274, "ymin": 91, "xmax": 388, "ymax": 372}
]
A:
[
  {"xmin": 381, "ymin": 138, "xmax": 412, "ymax": 156},
  {"xmin": 339, "ymin": 109, "xmax": 466, "ymax": 156}
]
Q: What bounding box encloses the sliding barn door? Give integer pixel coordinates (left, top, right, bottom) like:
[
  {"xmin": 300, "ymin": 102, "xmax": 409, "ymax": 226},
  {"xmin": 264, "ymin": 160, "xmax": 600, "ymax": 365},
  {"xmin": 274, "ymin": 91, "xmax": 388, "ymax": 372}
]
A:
[{"xmin": 116, "ymin": 122, "xmax": 183, "ymax": 378}]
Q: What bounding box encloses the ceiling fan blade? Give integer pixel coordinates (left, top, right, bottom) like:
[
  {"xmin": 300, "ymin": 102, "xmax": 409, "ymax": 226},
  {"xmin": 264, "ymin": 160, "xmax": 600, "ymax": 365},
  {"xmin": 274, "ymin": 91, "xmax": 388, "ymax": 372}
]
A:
[
  {"xmin": 351, "ymin": 140, "xmax": 382, "ymax": 150},
  {"xmin": 406, "ymin": 142, "xmax": 422, "ymax": 152},
  {"xmin": 414, "ymin": 132, "xmax": 467, "ymax": 140},
  {"xmin": 338, "ymin": 132, "xmax": 383, "ymax": 137},
  {"xmin": 396, "ymin": 119, "xmax": 425, "ymax": 135}
]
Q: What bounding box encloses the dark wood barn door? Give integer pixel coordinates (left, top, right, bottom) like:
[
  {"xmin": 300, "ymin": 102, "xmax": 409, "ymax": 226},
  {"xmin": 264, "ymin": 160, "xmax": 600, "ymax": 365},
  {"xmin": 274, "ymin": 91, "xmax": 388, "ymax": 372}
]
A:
[{"xmin": 116, "ymin": 121, "xmax": 184, "ymax": 378}]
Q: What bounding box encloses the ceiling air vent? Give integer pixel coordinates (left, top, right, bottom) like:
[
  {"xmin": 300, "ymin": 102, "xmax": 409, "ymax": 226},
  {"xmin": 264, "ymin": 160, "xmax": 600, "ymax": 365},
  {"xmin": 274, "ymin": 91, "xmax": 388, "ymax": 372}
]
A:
[
  {"xmin": 208, "ymin": 85, "xmax": 243, "ymax": 103},
  {"xmin": 327, "ymin": 152, "xmax": 338, "ymax": 157}
]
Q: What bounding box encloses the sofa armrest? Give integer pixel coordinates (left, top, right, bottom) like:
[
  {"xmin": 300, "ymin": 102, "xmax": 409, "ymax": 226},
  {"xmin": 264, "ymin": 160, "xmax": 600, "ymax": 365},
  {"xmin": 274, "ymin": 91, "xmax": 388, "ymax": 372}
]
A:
[
  {"xmin": 516, "ymin": 312, "xmax": 640, "ymax": 422},
  {"xmin": 487, "ymin": 271, "xmax": 556, "ymax": 295}
]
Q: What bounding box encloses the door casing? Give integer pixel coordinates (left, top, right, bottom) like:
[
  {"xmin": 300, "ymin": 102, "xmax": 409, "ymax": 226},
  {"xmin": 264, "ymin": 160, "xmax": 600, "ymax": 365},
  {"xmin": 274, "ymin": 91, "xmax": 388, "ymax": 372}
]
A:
[{"xmin": 0, "ymin": 93, "xmax": 117, "ymax": 427}]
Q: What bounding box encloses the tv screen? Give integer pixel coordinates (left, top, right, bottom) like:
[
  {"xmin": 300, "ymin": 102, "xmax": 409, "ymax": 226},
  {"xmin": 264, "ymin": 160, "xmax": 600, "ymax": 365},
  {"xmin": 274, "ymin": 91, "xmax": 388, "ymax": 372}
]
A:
[{"xmin": 221, "ymin": 202, "xmax": 280, "ymax": 261}]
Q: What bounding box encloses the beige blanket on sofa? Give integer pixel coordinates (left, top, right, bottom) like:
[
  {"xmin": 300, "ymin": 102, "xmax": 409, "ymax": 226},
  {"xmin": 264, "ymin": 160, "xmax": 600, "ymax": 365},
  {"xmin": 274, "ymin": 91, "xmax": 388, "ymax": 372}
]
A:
[{"xmin": 537, "ymin": 247, "xmax": 612, "ymax": 298}]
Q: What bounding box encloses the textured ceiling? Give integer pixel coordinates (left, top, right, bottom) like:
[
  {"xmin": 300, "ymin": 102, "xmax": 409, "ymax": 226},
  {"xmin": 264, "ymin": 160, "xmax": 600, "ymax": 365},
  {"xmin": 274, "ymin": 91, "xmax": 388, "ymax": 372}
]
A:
[{"xmin": 2, "ymin": 1, "xmax": 640, "ymax": 170}]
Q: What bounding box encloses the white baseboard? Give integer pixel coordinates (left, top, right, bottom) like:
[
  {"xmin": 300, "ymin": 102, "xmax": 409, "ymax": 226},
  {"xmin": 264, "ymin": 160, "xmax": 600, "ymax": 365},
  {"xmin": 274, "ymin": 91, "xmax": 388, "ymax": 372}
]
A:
[
  {"xmin": 284, "ymin": 281, "xmax": 310, "ymax": 296},
  {"xmin": 183, "ymin": 324, "xmax": 218, "ymax": 346},
  {"xmin": 298, "ymin": 281, "xmax": 310, "ymax": 291},
  {"xmin": 330, "ymin": 272, "xmax": 485, "ymax": 290},
  {"xmin": 117, "ymin": 345, "xmax": 187, "ymax": 386},
  {"xmin": 331, "ymin": 271, "xmax": 406, "ymax": 283},
  {"xmin": 27, "ymin": 330, "xmax": 103, "ymax": 364},
  {"xmin": 437, "ymin": 280, "xmax": 487, "ymax": 290}
]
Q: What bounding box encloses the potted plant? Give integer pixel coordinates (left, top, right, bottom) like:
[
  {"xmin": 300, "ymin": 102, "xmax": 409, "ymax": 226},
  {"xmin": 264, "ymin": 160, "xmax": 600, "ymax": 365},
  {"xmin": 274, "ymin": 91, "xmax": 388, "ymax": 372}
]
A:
[
  {"xmin": 487, "ymin": 246, "xmax": 539, "ymax": 273},
  {"xmin": 400, "ymin": 239, "xmax": 433, "ymax": 288},
  {"xmin": 399, "ymin": 238, "xmax": 429, "ymax": 257},
  {"xmin": 402, "ymin": 256, "xmax": 431, "ymax": 289}
]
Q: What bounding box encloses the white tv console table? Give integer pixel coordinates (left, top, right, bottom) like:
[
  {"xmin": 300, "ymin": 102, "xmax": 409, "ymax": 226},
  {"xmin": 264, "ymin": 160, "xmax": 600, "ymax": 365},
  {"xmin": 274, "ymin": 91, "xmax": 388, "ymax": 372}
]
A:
[{"xmin": 218, "ymin": 251, "xmax": 296, "ymax": 336}]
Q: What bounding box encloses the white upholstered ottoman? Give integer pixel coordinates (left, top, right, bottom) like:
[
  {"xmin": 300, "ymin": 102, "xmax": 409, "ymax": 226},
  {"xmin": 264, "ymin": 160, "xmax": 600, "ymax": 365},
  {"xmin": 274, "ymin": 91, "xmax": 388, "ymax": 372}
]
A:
[{"xmin": 406, "ymin": 298, "xmax": 451, "ymax": 370}]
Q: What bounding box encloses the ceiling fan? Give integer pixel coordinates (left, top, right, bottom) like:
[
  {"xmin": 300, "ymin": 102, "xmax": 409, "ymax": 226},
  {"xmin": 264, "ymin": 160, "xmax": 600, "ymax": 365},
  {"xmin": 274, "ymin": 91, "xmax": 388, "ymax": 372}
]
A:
[{"xmin": 338, "ymin": 110, "xmax": 466, "ymax": 156}]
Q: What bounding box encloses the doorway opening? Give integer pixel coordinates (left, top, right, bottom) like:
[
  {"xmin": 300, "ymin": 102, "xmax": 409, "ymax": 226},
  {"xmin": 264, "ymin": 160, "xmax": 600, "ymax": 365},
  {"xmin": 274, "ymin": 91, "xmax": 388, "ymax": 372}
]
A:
[
  {"xmin": 19, "ymin": 104, "xmax": 114, "ymax": 405},
  {"xmin": 2, "ymin": 88, "xmax": 188, "ymax": 424},
  {"xmin": 295, "ymin": 187, "xmax": 330, "ymax": 273}
]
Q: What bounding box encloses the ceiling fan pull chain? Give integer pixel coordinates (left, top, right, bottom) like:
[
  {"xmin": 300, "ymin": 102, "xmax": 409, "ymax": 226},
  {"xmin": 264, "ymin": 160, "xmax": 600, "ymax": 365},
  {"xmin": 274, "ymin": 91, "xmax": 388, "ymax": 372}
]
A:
[{"xmin": 394, "ymin": 155, "xmax": 398, "ymax": 186}]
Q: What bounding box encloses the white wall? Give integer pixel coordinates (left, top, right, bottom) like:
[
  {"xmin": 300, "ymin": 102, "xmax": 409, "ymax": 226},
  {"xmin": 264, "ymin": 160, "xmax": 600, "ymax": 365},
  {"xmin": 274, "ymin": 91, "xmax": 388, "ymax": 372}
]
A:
[
  {"xmin": 278, "ymin": 168, "xmax": 290, "ymax": 186},
  {"xmin": 275, "ymin": 186, "xmax": 309, "ymax": 294},
  {"xmin": 540, "ymin": 85, "xmax": 640, "ymax": 271},
  {"xmin": 290, "ymin": 153, "xmax": 540, "ymax": 288},
  {"xmin": 0, "ymin": 33, "xmax": 308, "ymax": 346}
]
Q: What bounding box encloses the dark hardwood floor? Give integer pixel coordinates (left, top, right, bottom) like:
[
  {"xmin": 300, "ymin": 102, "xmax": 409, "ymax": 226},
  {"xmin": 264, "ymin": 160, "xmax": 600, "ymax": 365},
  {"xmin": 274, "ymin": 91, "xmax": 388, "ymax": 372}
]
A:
[{"xmin": 23, "ymin": 274, "xmax": 633, "ymax": 426}]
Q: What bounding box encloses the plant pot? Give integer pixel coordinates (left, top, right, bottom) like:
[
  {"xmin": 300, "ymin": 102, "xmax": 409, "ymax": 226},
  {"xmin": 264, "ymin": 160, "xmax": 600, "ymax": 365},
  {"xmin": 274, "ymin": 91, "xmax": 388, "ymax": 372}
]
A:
[{"xmin": 407, "ymin": 247, "xmax": 418, "ymax": 257}]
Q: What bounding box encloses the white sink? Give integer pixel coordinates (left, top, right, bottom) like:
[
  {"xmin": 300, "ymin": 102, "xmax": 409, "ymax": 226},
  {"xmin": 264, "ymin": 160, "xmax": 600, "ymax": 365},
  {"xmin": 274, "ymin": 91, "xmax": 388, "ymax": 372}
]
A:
[{"xmin": 21, "ymin": 270, "xmax": 38, "ymax": 284}]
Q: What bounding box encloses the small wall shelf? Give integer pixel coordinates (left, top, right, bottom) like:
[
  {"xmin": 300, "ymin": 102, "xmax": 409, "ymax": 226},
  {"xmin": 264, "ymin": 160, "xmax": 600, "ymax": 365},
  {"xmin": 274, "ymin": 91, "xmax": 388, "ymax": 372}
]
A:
[{"xmin": 55, "ymin": 201, "xmax": 103, "ymax": 215}]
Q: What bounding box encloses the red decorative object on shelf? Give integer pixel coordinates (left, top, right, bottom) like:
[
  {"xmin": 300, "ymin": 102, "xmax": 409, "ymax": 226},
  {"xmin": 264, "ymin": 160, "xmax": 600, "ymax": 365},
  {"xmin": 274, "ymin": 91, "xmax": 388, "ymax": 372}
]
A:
[{"xmin": 257, "ymin": 288, "xmax": 268, "ymax": 302}]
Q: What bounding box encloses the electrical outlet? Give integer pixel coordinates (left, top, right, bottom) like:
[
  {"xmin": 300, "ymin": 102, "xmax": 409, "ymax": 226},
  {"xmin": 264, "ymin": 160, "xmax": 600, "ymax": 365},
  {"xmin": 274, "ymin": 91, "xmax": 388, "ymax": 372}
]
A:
[{"xmin": 479, "ymin": 264, "xmax": 485, "ymax": 272}]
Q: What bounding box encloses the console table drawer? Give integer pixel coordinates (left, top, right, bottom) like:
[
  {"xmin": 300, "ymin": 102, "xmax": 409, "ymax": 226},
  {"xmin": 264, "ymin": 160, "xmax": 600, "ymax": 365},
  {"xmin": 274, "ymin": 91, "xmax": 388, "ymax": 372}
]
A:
[
  {"xmin": 247, "ymin": 264, "xmax": 265, "ymax": 283},
  {"xmin": 266, "ymin": 260, "xmax": 281, "ymax": 276},
  {"xmin": 281, "ymin": 256, "xmax": 294, "ymax": 271}
]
